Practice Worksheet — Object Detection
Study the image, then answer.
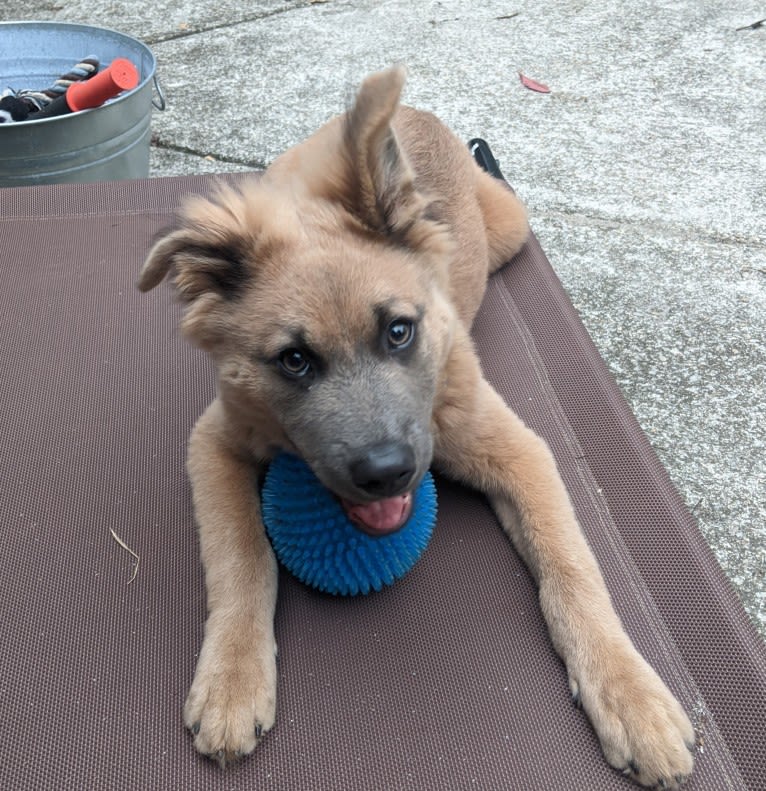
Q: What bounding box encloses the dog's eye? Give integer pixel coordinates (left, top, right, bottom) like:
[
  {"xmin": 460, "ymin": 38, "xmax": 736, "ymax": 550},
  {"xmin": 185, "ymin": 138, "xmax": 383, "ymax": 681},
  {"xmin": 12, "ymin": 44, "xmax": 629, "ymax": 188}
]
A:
[
  {"xmin": 386, "ymin": 318, "xmax": 415, "ymax": 351},
  {"xmin": 278, "ymin": 348, "xmax": 312, "ymax": 378}
]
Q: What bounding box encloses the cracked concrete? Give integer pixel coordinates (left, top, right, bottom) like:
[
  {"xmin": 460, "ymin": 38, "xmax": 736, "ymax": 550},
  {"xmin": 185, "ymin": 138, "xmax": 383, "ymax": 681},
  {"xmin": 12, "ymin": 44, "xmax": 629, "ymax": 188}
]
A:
[{"xmin": 3, "ymin": 0, "xmax": 764, "ymax": 637}]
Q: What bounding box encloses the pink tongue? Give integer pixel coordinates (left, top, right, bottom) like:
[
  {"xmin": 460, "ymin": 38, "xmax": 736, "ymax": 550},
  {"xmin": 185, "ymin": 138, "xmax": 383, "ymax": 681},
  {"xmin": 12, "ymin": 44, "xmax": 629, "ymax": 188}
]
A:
[{"xmin": 343, "ymin": 493, "xmax": 413, "ymax": 535}]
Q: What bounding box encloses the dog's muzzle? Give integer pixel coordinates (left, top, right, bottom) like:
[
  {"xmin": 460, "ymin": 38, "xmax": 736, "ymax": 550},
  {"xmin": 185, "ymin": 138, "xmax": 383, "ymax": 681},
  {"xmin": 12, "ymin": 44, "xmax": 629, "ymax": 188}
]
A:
[{"xmin": 342, "ymin": 441, "xmax": 417, "ymax": 534}]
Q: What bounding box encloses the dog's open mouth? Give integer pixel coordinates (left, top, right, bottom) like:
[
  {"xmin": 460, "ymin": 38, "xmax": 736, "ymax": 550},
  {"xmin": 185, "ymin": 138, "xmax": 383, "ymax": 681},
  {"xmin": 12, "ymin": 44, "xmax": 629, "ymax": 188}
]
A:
[{"xmin": 340, "ymin": 493, "xmax": 413, "ymax": 536}]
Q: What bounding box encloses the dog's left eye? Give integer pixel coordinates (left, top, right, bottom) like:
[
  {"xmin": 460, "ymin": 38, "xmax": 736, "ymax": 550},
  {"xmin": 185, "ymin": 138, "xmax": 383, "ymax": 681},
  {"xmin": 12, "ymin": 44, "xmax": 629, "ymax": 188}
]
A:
[
  {"xmin": 278, "ymin": 348, "xmax": 312, "ymax": 378},
  {"xmin": 386, "ymin": 318, "xmax": 415, "ymax": 351}
]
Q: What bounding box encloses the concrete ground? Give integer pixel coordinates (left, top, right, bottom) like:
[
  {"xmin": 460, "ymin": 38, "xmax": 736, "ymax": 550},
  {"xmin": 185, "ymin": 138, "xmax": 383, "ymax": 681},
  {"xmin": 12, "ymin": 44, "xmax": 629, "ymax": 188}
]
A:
[{"xmin": 4, "ymin": 1, "xmax": 764, "ymax": 637}]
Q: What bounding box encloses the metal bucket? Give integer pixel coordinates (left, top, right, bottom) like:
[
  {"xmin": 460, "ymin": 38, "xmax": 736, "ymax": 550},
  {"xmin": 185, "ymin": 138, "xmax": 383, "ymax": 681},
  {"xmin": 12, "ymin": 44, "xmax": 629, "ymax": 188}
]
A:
[{"xmin": 0, "ymin": 22, "xmax": 164, "ymax": 186}]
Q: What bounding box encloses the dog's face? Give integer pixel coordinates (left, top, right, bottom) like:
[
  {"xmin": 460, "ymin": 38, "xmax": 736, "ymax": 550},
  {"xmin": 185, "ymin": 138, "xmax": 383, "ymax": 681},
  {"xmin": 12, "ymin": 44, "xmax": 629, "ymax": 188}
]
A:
[
  {"xmin": 205, "ymin": 192, "xmax": 455, "ymax": 531},
  {"xmin": 139, "ymin": 68, "xmax": 457, "ymax": 533}
]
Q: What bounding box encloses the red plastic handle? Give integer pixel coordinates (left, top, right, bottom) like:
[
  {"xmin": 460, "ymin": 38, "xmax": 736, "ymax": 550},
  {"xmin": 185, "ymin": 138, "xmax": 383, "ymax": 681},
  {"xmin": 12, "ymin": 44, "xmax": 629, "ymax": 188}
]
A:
[{"xmin": 66, "ymin": 58, "xmax": 139, "ymax": 112}]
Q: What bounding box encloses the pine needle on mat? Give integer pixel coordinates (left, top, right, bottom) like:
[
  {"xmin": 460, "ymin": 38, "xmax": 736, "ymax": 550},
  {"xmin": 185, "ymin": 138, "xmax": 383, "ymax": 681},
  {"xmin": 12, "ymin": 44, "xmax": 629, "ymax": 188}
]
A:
[{"xmin": 109, "ymin": 528, "xmax": 140, "ymax": 584}]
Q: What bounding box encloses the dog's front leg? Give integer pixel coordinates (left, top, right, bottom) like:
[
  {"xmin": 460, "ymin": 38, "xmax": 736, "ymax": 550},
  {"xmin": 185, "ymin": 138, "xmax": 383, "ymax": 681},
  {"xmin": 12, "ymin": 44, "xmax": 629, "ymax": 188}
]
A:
[
  {"xmin": 182, "ymin": 399, "xmax": 278, "ymax": 764},
  {"xmin": 433, "ymin": 335, "xmax": 695, "ymax": 788}
]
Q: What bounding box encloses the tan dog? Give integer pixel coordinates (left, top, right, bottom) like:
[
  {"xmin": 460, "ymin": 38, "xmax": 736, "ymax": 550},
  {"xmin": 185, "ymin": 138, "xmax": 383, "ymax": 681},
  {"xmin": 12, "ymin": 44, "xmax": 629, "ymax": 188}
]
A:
[{"xmin": 139, "ymin": 66, "xmax": 695, "ymax": 788}]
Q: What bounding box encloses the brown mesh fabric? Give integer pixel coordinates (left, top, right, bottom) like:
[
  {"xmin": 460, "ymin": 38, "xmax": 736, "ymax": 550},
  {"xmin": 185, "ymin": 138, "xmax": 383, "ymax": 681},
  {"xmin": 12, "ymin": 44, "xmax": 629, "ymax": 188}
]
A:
[{"xmin": 1, "ymin": 175, "xmax": 763, "ymax": 790}]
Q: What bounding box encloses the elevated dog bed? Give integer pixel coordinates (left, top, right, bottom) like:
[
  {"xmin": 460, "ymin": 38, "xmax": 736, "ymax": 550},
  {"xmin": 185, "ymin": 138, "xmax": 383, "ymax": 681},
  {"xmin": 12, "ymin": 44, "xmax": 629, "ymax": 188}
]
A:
[{"xmin": 1, "ymin": 171, "xmax": 764, "ymax": 790}]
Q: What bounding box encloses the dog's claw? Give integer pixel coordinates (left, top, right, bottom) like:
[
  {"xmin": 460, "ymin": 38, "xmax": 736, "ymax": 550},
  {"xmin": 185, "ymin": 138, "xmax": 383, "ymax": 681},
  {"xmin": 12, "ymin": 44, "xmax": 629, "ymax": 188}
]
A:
[
  {"xmin": 255, "ymin": 723, "xmax": 263, "ymax": 739},
  {"xmin": 623, "ymin": 760, "xmax": 640, "ymax": 777},
  {"xmin": 622, "ymin": 764, "xmax": 688, "ymax": 789},
  {"xmin": 191, "ymin": 721, "xmax": 201, "ymax": 735}
]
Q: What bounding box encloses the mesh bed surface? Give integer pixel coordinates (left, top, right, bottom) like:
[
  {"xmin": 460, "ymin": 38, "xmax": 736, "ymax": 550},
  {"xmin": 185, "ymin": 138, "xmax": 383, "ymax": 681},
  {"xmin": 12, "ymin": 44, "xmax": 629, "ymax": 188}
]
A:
[{"xmin": 1, "ymin": 174, "xmax": 764, "ymax": 790}]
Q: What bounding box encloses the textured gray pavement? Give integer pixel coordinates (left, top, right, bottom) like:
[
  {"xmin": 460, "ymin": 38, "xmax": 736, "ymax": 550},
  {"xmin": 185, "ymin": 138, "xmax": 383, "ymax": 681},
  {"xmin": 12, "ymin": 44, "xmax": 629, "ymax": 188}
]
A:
[{"xmin": 4, "ymin": 1, "xmax": 764, "ymax": 637}]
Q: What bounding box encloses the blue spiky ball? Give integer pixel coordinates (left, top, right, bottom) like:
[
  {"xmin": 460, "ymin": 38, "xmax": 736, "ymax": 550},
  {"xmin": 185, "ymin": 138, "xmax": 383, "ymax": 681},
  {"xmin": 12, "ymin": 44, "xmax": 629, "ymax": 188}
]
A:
[{"xmin": 262, "ymin": 453, "xmax": 437, "ymax": 596}]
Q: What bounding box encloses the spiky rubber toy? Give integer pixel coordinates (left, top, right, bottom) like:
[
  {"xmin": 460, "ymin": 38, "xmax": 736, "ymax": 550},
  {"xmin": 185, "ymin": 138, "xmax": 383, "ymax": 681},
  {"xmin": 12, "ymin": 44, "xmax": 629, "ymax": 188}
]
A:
[{"xmin": 262, "ymin": 453, "xmax": 437, "ymax": 596}]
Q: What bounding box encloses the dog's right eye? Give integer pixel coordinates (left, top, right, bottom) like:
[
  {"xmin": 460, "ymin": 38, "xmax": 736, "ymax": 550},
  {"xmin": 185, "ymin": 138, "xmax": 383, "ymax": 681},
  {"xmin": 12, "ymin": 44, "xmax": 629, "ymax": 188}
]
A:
[{"xmin": 277, "ymin": 348, "xmax": 312, "ymax": 379}]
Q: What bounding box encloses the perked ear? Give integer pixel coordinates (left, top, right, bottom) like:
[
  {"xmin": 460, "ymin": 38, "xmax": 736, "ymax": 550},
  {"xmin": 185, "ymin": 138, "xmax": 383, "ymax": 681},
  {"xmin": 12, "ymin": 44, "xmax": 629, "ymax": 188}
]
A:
[
  {"xmin": 342, "ymin": 66, "xmax": 435, "ymax": 245},
  {"xmin": 137, "ymin": 186, "xmax": 252, "ymax": 302}
]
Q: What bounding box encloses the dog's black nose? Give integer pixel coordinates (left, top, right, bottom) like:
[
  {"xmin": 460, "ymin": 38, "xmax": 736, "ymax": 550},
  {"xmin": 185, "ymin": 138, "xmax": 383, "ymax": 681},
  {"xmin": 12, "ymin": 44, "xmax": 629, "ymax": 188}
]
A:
[{"xmin": 350, "ymin": 442, "xmax": 416, "ymax": 498}]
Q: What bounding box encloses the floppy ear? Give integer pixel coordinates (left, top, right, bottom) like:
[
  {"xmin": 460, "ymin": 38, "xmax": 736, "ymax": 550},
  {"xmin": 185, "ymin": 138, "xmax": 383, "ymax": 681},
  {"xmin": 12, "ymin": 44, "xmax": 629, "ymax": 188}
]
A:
[
  {"xmin": 137, "ymin": 188, "xmax": 251, "ymax": 302},
  {"xmin": 342, "ymin": 66, "xmax": 435, "ymax": 244},
  {"xmin": 138, "ymin": 228, "xmax": 247, "ymax": 301}
]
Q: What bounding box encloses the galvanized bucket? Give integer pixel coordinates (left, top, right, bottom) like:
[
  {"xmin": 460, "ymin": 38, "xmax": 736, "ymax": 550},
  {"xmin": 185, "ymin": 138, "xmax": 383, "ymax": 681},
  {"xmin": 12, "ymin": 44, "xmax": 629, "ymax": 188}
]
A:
[{"xmin": 0, "ymin": 21, "xmax": 164, "ymax": 186}]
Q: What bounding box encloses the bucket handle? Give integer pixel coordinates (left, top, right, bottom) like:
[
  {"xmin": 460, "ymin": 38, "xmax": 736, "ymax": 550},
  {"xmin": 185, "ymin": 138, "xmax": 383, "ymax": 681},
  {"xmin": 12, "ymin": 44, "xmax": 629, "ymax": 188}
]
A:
[{"xmin": 152, "ymin": 73, "xmax": 166, "ymax": 111}]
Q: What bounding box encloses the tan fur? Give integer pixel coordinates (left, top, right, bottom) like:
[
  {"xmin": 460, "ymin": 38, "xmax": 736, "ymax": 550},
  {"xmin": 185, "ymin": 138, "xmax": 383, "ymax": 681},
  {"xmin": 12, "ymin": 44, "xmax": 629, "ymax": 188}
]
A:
[{"xmin": 139, "ymin": 66, "xmax": 694, "ymax": 787}]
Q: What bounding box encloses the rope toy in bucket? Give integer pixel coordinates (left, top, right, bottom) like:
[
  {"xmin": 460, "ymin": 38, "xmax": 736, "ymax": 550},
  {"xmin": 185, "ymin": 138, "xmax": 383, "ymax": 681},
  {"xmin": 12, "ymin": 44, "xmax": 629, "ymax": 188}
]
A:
[
  {"xmin": 262, "ymin": 453, "xmax": 437, "ymax": 596},
  {"xmin": 0, "ymin": 57, "xmax": 138, "ymax": 123},
  {"xmin": 18, "ymin": 57, "xmax": 99, "ymax": 111},
  {"xmin": 0, "ymin": 57, "xmax": 98, "ymax": 122}
]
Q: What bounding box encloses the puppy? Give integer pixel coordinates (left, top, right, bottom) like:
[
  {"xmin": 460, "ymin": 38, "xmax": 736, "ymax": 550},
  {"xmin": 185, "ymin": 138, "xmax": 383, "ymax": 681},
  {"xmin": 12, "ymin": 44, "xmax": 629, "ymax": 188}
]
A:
[{"xmin": 139, "ymin": 66, "xmax": 695, "ymax": 788}]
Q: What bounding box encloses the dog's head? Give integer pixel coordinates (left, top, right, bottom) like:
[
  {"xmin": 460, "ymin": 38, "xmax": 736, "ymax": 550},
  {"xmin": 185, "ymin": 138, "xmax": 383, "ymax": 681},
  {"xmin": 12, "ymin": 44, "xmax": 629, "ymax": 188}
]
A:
[{"xmin": 139, "ymin": 67, "xmax": 457, "ymax": 533}]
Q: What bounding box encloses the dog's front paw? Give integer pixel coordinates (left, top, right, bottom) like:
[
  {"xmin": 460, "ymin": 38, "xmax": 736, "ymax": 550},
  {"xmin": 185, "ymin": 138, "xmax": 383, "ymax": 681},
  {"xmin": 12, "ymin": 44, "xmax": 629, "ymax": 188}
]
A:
[
  {"xmin": 183, "ymin": 631, "xmax": 277, "ymax": 765},
  {"xmin": 571, "ymin": 642, "xmax": 695, "ymax": 788}
]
